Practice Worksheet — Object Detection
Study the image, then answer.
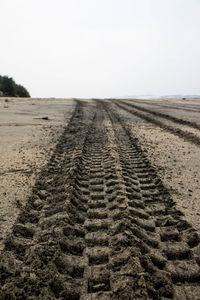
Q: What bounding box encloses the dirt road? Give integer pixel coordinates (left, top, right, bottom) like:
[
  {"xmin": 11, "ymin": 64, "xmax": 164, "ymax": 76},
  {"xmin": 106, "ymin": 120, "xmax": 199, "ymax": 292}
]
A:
[{"xmin": 0, "ymin": 99, "xmax": 200, "ymax": 299}]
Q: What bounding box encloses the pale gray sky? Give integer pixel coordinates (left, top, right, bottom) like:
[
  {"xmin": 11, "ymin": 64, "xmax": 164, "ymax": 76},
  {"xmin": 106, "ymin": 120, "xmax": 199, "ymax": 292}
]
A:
[{"xmin": 0, "ymin": 0, "xmax": 200, "ymax": 98}]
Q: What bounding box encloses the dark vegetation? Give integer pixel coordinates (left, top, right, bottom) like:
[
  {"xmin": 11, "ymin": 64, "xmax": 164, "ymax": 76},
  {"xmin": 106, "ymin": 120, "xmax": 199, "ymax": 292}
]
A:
[{"xmin": 0, "ymin": 75, "xmax": 30, "ymax": 97}]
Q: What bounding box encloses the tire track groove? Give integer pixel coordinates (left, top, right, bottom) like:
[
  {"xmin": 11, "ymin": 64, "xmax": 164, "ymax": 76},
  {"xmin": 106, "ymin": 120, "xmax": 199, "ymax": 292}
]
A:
[
  {"xmin": 0, "ymin": 101, "xmax": 95, "ymax": 299},
  {"xmin": 127, "ymin": 99, "xmax": 200, "ymax": 114},
  {"xmin": 102, "ymin": 100, "xmax": 200, "ymax": 299},
  {"xmin": 0, "ymin": 100, "xmax": 200, "ymax": 299},
  {"xmin": 113, "ymin": 100, "xmax": 200, "ymax": 146},
  {"xmin": 121, "ymin": 100, "xmax": 200, "ymax": 130}
]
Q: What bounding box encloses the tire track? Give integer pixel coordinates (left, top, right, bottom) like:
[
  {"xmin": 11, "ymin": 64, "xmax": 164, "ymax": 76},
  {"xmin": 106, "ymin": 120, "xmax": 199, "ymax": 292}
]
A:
[
  {"xmin": 81, "ymin": 107, "xmax": 113, "ymax": 299},
  {"xmin": 0, "ymin": 100, "xmax": 96, "ymax": 299},
  {"xmin": 113, "ymin": 100, "xmax": 200, "ymax": 146},
  {"xmin": 128, "ymin": 99, "xmax": 200, "ymax": 114},
  {"xmin": 80, "ymin": 104, "xmax": 149, "ymax": 299},
  {"xmin": 102, "ymin": 100, "xmax": 200, "ymax": 299},
  {"xmin": 121, "ymin": 100, "xmax": 200, "ymax": 131},
  {"xmin": 0, "ymin": 100, "xmax": 200, "ymax": 299}
]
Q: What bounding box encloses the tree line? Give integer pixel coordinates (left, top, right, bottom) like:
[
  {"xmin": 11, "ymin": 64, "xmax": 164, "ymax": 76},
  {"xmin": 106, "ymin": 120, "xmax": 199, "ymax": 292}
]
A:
[{"xmin": 0, "ymin": 75, "xmax": 30, "ymax": 97}]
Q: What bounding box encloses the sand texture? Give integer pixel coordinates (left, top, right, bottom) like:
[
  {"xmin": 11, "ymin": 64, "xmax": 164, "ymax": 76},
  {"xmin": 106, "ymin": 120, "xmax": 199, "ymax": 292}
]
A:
[
  {"xmin": 0, "ymin": 97, "xmax": 75, "ymax": 251},
  {"xmin": 0, "ymin": 97, "xmax": 200, "ymax": 299}
]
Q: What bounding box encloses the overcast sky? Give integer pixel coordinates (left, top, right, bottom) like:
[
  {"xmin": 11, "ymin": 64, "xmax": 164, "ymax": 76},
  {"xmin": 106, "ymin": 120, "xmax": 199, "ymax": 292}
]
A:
[{"xmin": 0, "ymin": 0, "xmax": 200, "ymax": 98}]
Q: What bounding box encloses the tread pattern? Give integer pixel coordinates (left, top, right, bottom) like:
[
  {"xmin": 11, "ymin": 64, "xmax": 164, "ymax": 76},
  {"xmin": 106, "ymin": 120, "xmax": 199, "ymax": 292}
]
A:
[
  {"xmin": 122, "ymin": 100, "xmax": 200, "ymax": 130},
  {"xmin": 113, "ymin": 100, "xmax": 200, "ymax": 146},
  {"xmin": 103, "ymin": 100, "xmax": 200, "ymax": 299},
  {"xmin": 0, "ymin": 100, "xmax": 200, "ymax": 299}
]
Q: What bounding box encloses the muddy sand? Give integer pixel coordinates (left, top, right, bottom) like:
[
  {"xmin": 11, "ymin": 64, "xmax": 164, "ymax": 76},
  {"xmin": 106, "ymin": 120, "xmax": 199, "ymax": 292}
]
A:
[{"xmin": 0, "ymin": 97, "xmax": 200, "ymax": 299}]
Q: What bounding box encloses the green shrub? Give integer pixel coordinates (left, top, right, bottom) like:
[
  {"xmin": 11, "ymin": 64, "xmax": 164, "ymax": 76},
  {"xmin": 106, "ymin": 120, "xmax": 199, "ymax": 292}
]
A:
[
  {"xmin": 16, "ymin": 84, "xmax": 30, "ymax": 97},
  {"xmin": 0, "ymin": 75, "xmax": 30, "ymax": 97}
]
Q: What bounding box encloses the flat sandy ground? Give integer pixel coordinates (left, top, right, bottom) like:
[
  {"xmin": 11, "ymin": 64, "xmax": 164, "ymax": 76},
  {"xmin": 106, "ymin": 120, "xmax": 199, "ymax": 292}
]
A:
[
  {"xmin": 0, "ymin": 97, "xmax": 200, "ymax": 299},
  {"xmin": 0, "ymin": 97, "xmax": 75, "ymax": 251}
]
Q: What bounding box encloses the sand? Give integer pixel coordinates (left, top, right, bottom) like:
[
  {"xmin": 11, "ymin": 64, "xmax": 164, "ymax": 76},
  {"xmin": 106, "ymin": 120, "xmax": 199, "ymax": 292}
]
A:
[
  {"xmin": 0, "ymin": 97, "xmax": 75, "ymax": 251},
  {"xmin": 0, "ymin": 97, "xmax": 200, "ymax": 299},
  {"xmin": 111, "ymin": 98, "xmax": 200, "ymax": 231}
]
